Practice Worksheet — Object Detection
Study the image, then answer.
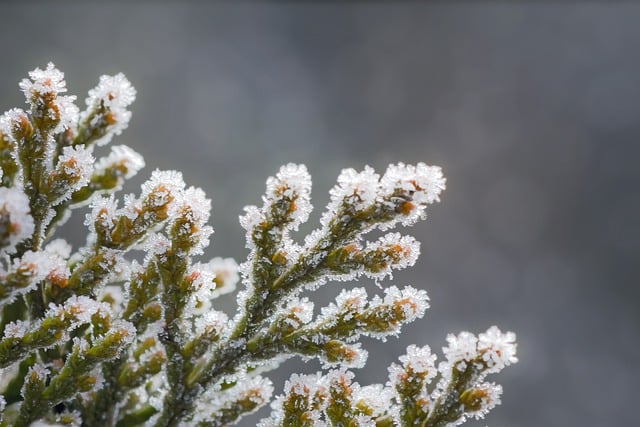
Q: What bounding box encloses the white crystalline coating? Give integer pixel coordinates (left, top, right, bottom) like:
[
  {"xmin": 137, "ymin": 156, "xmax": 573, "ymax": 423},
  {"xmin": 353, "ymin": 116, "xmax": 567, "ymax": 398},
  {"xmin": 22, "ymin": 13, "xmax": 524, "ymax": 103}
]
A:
[
  {"xmin": 376, "ymin": 162, "xmax": 447, "ymax": 228},
  {"xmin": 139, "ymin": 346, "xmax": 166, "ymax": 367},
  {"xmin": 286, "ymin": 372, "xmax": 326, "ymax": 399},
  {"xmin": 25, "ymin": 363, "xmax": 50, "ymax": 382},
  {"xmin": 99, "ymin": 247, "xmax": 126, "ymax": 276},
  {"xmin": 194, "ymin": 376, "xmax": 274, "ymax": 425},
  {"xmin": 265, "ymin": 163, "xmax": 312, "ymax": 227},
  {"xmin": 329, "ymin": 166, "xmax": 380, "ymax": 212},
  {"xmin": 173, "ymin": 186, "xmax": 213, "ymax": 254},
  {"xmin": 113, "ymin": 320, "xmax": 136, "ymax": 344},
  {"xmin": 374, "ymin": 233, "xmax": 420, "ymax": 264},
  {"xmin": 316, "ymin": 287, "xmax": 366, "ymax": 332},
  {"xmin": 186, "ymin": 263, "xmax": 217, "ymax": 292},
  {"xmin": 194, "ymin": 309, "xmax": 228, "ymax": 338},
  {"xmin": 85, "ymin": 73, "xmax": 136, "ymax": 110},
  {"xmin": 322, "ymin": 342, "xmax": 368, "ymax": 369},
  {"xmin": 402, "ymin": 344, "xmax": 437, "ymax": 376},
  {"xmin": 18, "ymin": 63, "xmax": 79, "ymax": 132},
  {"xmin": 302, "ymin": 228, "xmax": 324, "ymax": 250},
  {"xmin": 92, "ymin": 368, "xmax": 106, "ymax": 391},
  {"xmin": 388, "ymin": 356, "xmax": 432, "ymax": 417},
  {"xmin": 354, "ymin": 383, "xmax": 392, "ymax": 418},
  {"xmin": 77, "ymin": 367, "xmax": 106, "ymax": 401},
  {"xmin": 281, "ymin": 297, "xmax": 314, "ymax": 328},
  {"xmin": 259, "ymin": 372, "xmax": 327, "ymax": 427},
  {"xmin": 239, "ymin": 375, "xmax": 274, "ymax": 405},
  {"xmin": 55, "ymin": 409, "xmax": 82, "ymax": 426},
  {"xmin": 44, "ymin": 250, "xmax": 71, "ymax": 282},
  {"xmin": 44, "ymin": 239, "xmax": 72, "ymax": 259},
  {"xmin": 140, "ymin": 169, "xmax": 185, "ymax": 211},
  {"xmin": 99, "ymin": 285, "xmax": 126, "ymax": 311},
  {"xmin": 239, "ymin": 205, "xmax": 263, "ymax": 233},
  {"xmin": 1, "ymin": 108, "xmax": 24, "ymax": 130},
  {"xmin": 179, "ymin": 186, "xmax": 211, "ymax": 225},
  {"xmin": 0, "ymin": 108, "xmax": 27, "ymax": 140},
  {"xmin": 128, "ymin": 373, "xmax": 166, "ymax": 418},
  {"xmin": 381, "ymin": 162, "xmax": 446, "ymax": 204},
  {"xmin": 12, "ymin": 250, "xmax": 57, "ymax": 284},
  {"xmin": 119, "ymin": 193, "xmax": 141, "ymax": 221},
  {"xmin": 0, "ymin": 110, "xmax": 12, "ymax": 137},
  {"xmin": 57, "ymin": 145, "xmax": 94, "ymax": 190},
  {"xmin": 185, "ymin": 270, "xmax": 216, "ymax": 315},
  {"xmin": 477, "ymin": 326, "xmax": 518, "ymax": 373},
  {"xmin": 95, "ymin": 145, "xmax": 145, "ymax": 180},
  {"xmin": 352, "ymin": 415, "xmax": 376, "ymax": 427},
  {"xmin": 325, "ymin": 368, "xmax": 357, "ymax": 393},
  {"xmin": 388, "ymin": 344, "xmax": 438, "ymax": 389},
  {"xmin": 335, "ymin": 287, "xmax": 368, "ymax": 313},
  {"xmin": 442, "ymin": 331, "xmax": 479, "ymax": 372},
  {"xmin": 52, "ymin": 94, "xmax": 80, "ymax": 133},
  {"xmin": 383, "ymin": 286, "xmax": 430, "ymax": 323},
  {"xmin": 3, "ymin": 319, "xmax": 29, "ymax": 339},
  {"xmin": 0, "ymin": 395, "xmax": 5, "ymax": 413},
  {"xmin": 0, "ymin": 187, "xmax": 34, "ymax": 255},
  {"xmin": 86, "ymin": 194, "xmax": 118, "ymax": 232},
  {"xmin": 19, "ymin": 63, "xmax": 67, "ymax": 96},
  {"xmin": 273, "ymin": 164, "xmax": 312, "ymax": 195},
  {"xmin": 207, "ymin": 257, "xmax": 240, "ymax": 297},
  {"xmin": 466, "ymin": 382, "xmax": 503, "ymax": 420},
  {"xmin": 83, "ymin": 73, "xmax": 136, "ymax": 146},
  {"xmin": 363, "ymin": 233, "xmax": 421, "ymax": 281},
  {"xmin": 63, "ymin": 296, "xmax": 106, "ymax": 325},
  {"xmin": 143, "ymin": 233, "xmax": 171, "ymax": 259}
]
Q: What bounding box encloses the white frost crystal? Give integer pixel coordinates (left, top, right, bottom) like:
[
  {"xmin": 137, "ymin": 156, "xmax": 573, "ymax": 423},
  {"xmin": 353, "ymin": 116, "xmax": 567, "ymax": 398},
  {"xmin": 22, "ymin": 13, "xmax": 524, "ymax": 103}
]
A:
[
  {"xmin": 329, "ymin": 166, "xmax": 380, "ymax": 212},
  {"xmin": 478, "ymin": 325, "xmax": 519, "ymax": 372},
  {"xmin": 388, "ymin": 344, "xmax": 438, "ymax": 387},
  {"xmin": 442, "ymin": 331, "xmax": 480, "ymax": 372},
  {"xmin": 19, "ymin": 62, "xmax": 79, "ymax": 132},
  {"xmin": 0, "ymin": 187, "xmax": 34, "ymax": 254},
  {"xmin": 19, "ymin": 62, "xmax": 67, "ymax": 96},
  {"xmin": 381, "ymin": 162, "xmax": 446, "ymax": 204},
  {"xmin": 53, "ymin": 145, "xmax": 95, "ymax": 200},
  {"xmin": 207, "ymin": 257, "xmax": 240, "ymax": 297},
  {"xmin": 140, "ymin": 169, "xmax": 185, "ymax": 211},
  {"xmin": 265, "ymin": 163, "xmax": 312, "ymax": 227},
  {"xmin": 95, "ymin": 144, "xmax": 145, "ymax": 180},
  {"xmin": 82, "ymin": 73, "xmax": 136, "ymax": 146}
]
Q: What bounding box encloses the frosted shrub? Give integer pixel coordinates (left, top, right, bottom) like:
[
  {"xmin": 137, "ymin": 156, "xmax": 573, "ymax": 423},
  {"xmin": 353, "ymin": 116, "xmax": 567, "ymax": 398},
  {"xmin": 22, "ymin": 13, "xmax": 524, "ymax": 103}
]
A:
[{"xmin": 0, "ymin": 63, "xmax": 517, "ymax": 427}]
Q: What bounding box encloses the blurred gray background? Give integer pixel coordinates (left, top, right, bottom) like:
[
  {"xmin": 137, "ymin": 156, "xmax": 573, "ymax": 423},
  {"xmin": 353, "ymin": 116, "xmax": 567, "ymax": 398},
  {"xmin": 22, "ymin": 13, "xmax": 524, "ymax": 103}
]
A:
[{"xmin": 1, "ymin": 2, "xmax": 638, "ymax": 426}]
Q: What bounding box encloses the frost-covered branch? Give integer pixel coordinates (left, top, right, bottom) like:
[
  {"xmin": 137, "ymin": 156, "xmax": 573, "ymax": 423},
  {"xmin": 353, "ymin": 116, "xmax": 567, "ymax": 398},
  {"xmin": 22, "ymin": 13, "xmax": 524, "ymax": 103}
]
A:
[{"xmin": 0, "ymin": 63, "xmax": 516, "ymax": 427}]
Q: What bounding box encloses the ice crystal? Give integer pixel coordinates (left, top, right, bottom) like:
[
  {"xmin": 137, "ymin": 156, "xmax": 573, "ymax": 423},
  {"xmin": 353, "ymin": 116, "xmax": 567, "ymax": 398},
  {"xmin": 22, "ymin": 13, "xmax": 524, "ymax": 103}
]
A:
[
  {"xmin": 477, "ymin": 326, "xmax": 519, "ymax": 373},
  {"xmin": 140, "ymin": 169, "xmax": 185, "ymax": 214},
  {"xmin": 19, "ymin": 63, "xmax": 79, "ymax": 132},
  {"xmin": 0, "ymin": 187, "xmax": 34, "ymax": 254},
  {"xmin": 95, "ymin": 144, "xmax": 145, "ymax": 180},
  {"xmin": 1, "ymin": 108, "xmax": 29, "ymax": 140},
  {"xmin": 44, "ymin": 239, "xmax": 72, "ymax": 259},
  {"xmin": 2, "ymin": 320, "xmax": 29, "ymax": 339},
  {"xmin": 442, "ymin": 331, "xmax": 479, "ymax": 372},
  {"xmin": 329, "ymin": 166, "xmax": 380, "ymax": 213},
  {"xmin": 265, "ymin": 163, "xmax": 312, "ymax": 228},
  {"xmin": 207, "ymin": 256, "xmax": 240, "ymax": 297},
  {"xmin": 82, "ymin": 73, "xmax": 136, "ymax": 146},
  {"xmin": 19, "ymin": 62, "xmax": 67, "ymax": 96}
]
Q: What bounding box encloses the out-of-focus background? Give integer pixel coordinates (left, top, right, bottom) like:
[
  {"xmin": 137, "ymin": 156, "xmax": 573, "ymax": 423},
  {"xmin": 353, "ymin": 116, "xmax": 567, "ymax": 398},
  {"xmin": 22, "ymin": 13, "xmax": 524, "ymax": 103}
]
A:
[{"xmin": 1, "ymin": 2, "xmax": 638, "ymax": 426}]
